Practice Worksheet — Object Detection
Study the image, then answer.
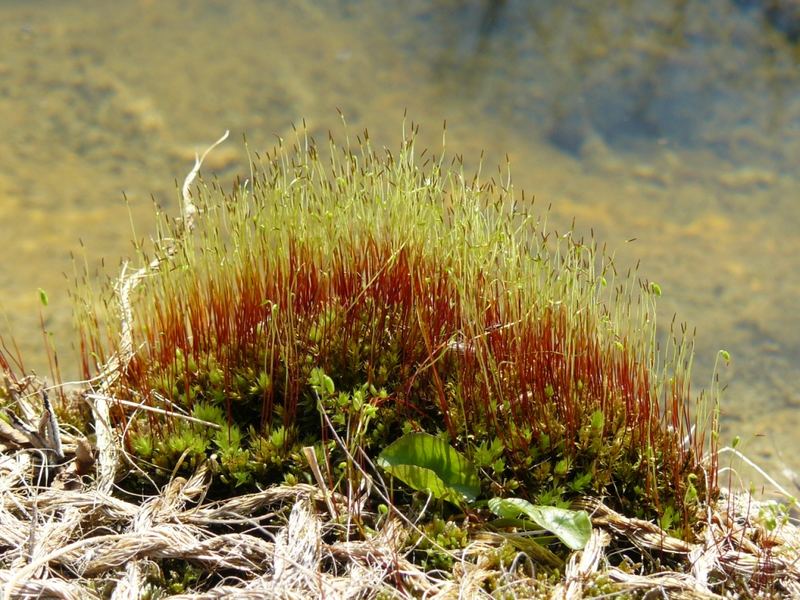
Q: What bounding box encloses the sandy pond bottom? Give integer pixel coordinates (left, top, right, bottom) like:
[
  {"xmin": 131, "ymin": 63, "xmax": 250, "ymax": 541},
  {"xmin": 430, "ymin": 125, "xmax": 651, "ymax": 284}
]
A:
[{"xmin": 0, "ymin": 0, "xmax": 799, "ymax": 497}]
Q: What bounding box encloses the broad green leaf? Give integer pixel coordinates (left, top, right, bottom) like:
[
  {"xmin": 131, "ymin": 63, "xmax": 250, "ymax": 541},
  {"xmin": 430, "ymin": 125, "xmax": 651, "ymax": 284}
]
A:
[
  {"xmin": 377, "ymin": 432, "xmax": 480, "ymax": 505},
  {"xmin": 380, "ymin": 463, "xmax": 463, "ymax": 506},
  {"xmin": 488, "ymin": 497, "xmax": 591, "ymax": 550}
]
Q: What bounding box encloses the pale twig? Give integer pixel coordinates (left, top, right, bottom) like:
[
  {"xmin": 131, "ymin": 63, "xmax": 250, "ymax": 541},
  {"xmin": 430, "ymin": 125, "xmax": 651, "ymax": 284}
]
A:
[
  {"xmin": 84, "ymin": 393, "xmax": 222, "ymax": 430},
  {"xmin": 96, "ymin": 130, "xmax": 230, "ymax": 391},
  {"xmin": 85, "ymin": 132, "xmax": 230, "ymax": 498},
  {"xmin": 302, "ymin": 446, "xmax": 337, "ymax": 521},
  {"xmin": 716, "ymin": 446, "xmax": 798, "ymax": 502},
  {"xmin": 181, "ymin": 130, "xmax": 230, "ymax": 231}
]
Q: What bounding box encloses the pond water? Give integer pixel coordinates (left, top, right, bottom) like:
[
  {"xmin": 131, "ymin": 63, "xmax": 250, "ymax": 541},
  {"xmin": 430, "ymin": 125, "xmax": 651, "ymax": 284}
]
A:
[{"xmin": 1, "ymin": 0, "xmax": 799, "ymax": 494}]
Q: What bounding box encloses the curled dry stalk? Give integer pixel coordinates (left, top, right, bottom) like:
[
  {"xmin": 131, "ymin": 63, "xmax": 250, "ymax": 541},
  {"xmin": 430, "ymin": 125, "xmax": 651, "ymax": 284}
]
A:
[
  {"xmin": 84, "ymin": 131, "xmax": 230, "ymax": 496},
  {"xmin": 93, "ymin": 129, "xmax": 230, "ymax": 394}
]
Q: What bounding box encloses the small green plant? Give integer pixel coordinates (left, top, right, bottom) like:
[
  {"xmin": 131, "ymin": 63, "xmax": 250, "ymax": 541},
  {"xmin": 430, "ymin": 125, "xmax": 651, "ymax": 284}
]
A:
[
  {"xmin": 488, "ymin": 497, "xmax": 592, "ymax": 551},
  {"xmin": 377, "ymin": 432, "xmax": 592, "ymax": 551},
  {"xmin": 377, "ymin": 432, "xmax": 481, "ymax": 507}
]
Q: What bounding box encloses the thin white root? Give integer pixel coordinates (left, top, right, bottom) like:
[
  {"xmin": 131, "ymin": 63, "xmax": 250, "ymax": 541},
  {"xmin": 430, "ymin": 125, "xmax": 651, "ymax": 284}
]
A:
[
  {"xmin": 85, "ymin": 393, "xmax": 222, "ymax": 430},
  {"xmin": 181, "ymin": 130, "xmax": 230, "ymax": 231},
  {"xmin": 717, "ymin": 446, "xmax": 798, "ymax": 502},
  {"xmin": 85, "ymin": 131, "xmax": 232, "ymax": 531}
]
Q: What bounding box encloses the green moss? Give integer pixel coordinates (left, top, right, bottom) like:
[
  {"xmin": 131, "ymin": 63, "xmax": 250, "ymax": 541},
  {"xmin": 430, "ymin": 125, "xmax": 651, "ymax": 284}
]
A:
[
  {"xmin": 78, "ymin": 123, "xmax": 719, "ymax": 537},
  {"xmin": 410, "ymin": 516, "xmax": 471, "ymax": 571}
]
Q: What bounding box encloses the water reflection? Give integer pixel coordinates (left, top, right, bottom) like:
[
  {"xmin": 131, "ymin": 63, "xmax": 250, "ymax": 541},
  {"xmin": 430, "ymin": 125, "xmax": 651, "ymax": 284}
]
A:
[
  {"xmin": 0, "ymin": 0, "xmax": 798, "ymax": 491},
  {"xmin": 427, "ymin": 0, "xmax": 800, "ymax": 171},
  {"xmin": 736, "ymin": 0, "xmax": 800, "ymax": 42}
]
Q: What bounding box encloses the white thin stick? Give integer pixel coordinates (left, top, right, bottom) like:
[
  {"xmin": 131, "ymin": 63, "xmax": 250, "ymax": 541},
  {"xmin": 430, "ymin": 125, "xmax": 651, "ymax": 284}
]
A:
[
  {"xmin": 84, "ymin": 394, "xmax": 222, "ymax": 430},
  {"xmin": 181, "ymin": 130, "xmax": 230, "ymax": 232},
  {"xmin": 716, "ymin": 446, "xmax": 797, "ymax": 501},
  {"xmin": 86, "ymin": 131, "xmax": 230, "ymax": 500}
]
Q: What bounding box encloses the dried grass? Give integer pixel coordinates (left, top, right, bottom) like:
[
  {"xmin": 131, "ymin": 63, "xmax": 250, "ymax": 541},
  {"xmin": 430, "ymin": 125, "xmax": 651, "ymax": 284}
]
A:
[{"xmin": 0, "ymin": 392, "xmax": 797, "ymax": 600}]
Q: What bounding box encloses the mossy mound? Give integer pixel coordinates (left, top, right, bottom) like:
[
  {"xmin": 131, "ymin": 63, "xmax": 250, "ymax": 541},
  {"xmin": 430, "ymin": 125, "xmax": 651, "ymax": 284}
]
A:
[{"xmin": 69, "ymin": 123, "xmax": 718, "ymax": 537}]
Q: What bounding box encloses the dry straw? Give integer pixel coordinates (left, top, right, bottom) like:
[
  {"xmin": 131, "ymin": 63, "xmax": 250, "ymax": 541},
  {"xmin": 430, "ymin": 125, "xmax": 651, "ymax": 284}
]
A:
[{"xmin": 0, "ymin": 410, "xmax": 798, "ymax": 598}]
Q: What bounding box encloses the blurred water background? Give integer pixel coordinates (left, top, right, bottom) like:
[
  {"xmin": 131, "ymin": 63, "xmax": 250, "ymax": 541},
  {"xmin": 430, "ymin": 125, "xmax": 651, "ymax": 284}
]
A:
[{"xmin": 1, "ymin": 0, "xmax": 799, "ymax": 494}]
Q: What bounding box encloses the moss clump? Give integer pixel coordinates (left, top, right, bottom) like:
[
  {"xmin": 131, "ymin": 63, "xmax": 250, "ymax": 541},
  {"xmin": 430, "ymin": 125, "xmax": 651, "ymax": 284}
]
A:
[
  {"xmin": 77, "ymin": 122, "xmax": 718, "ymax": 534},
  {"xmin": 410, "ymin": 516, "xmax": 470, "ymax": 571}
]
